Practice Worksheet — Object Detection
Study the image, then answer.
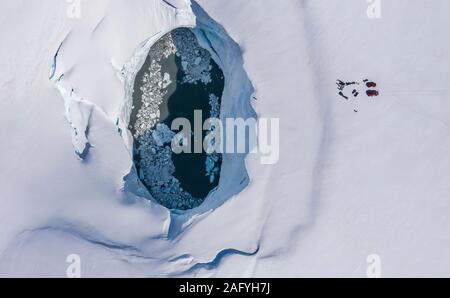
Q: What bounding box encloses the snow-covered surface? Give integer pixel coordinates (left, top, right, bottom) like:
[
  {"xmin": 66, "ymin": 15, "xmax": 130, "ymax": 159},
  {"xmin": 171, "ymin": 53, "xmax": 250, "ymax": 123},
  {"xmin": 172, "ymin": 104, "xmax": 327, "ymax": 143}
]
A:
[{"xmin": 0, "ymin": 0, "xmax": 449, "ymax": 277}]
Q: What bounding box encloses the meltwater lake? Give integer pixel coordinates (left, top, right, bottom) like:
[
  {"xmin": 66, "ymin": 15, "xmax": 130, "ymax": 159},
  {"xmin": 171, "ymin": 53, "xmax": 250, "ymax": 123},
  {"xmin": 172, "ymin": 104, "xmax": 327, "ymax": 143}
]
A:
[{"xmin": 129, "ymin": 28, "xmax": 224, "ymax": 210}]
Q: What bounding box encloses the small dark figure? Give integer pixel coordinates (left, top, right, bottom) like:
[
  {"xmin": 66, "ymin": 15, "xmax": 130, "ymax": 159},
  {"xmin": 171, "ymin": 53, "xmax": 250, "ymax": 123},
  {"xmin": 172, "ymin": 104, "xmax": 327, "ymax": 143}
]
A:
[
  {"xmin": 336, "ymin": 80, "xmax": 345, "ymax": 91},
  {"xmin": 339, "ymin": 91, "xmax": 348, "ymax": 100}
]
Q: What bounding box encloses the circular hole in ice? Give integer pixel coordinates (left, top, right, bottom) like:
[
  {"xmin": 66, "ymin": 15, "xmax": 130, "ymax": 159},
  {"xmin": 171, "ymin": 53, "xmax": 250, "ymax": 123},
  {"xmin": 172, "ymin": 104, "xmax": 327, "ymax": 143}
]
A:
[{"xmin": 129, "ymin": 28, "xmax": 224, "ymax": 210}]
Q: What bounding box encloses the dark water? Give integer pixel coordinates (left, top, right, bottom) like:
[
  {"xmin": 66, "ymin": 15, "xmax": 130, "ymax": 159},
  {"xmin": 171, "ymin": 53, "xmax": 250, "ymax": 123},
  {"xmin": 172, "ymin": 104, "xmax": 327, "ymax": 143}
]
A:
[
  {"xmin": 161, "ymin": 54, "xmax": 224, "ymax": 198},
  {"xmin": 131, "ymin": 32, "xmax": 225, "ymax": 200}
]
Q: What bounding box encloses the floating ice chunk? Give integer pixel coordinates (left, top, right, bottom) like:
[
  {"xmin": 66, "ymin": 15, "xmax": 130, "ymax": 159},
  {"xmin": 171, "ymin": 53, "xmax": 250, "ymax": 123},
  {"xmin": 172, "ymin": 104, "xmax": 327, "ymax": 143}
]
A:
[
  {"xmin": 205, "ymin": 157, "xmax": 215, "ymax": 172},
  {"xmin": 205, "ymin": 153, "xmax": 220, "ymax": 184},
  {"xmin": 181, "ymin": 60, "xmax": 188, "ymax": 70},
  {"xmin": 162, "ymin": 73, "xmax": 172, "ymax": 89},
  {"xmin": 152, "ymin": 124, "xmax": 175, "ymax": 147},
  {"xmin": 209, "ymin": 94, "xmax": 220, "ymax": 118}
]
